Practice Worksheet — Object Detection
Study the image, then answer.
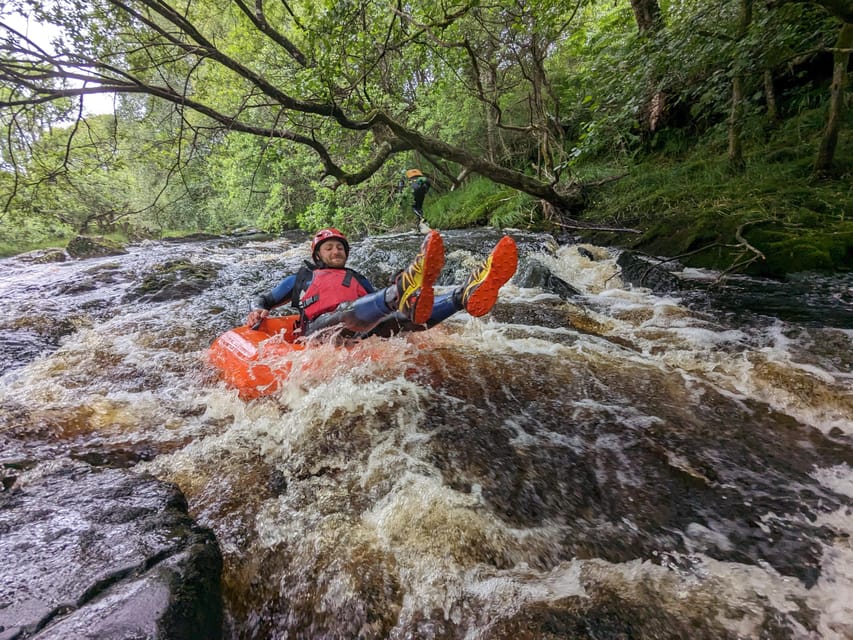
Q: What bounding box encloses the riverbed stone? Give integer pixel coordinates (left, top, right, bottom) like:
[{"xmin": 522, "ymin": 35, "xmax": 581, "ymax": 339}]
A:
[
  {"xmin": 616, "ymin": 250, "xmax": 683, "ymax": 292},
  {"xmin": 515, "ymin": 258, "xmax": 581, "ymax": 298},
  {"xmin": 126, "ymin": 258, "xmax": 220, "ymax": 302},
  {"xmin": 15, "ymin": 249, "xmax": 67, "ymax": 264},
  {"xmin": 0, "ymin": 458, "xmax": 222, "ymax": 640},
  {"xmin": 65, "ymin": 235, "xmax": 128, "ymax": 259}
]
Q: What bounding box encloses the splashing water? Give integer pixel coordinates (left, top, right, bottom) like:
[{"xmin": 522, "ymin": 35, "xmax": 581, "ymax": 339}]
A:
[{"xmin": 2, "ymin": 230, "xmax": 851, "ymax": 639}]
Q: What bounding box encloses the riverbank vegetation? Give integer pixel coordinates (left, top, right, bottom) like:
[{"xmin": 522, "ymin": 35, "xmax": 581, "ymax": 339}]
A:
[{"xmin": 1, "ymin": 1, "xmax": 850, "ymax": 276}]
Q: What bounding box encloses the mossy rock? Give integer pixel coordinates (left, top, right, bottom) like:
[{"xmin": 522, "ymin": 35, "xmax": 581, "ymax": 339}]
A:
[
  {"xmin": 745, "ymin": 224, "xmax": 853, "ymax": 276},
  {"xmin": 16, "ymin": 248, "xmax": 67, "ymax": 264},
  {"xmin": 575, "ymin": 214, "xmax": 853, "ymax": 278},
  {"xmin": 127, "ymin": 259, "xmax": 220, "ymax": 302},
  {"xmin": 162, "ymin": 232, "xmax": 222, "ymax": 243},
  {"xmin": 623, "ymin": 214, "xmax": 744, "ymax": 270},
  {"xmin": 66, "ymin": 235, "xmax": 128, "ymax": 259}
]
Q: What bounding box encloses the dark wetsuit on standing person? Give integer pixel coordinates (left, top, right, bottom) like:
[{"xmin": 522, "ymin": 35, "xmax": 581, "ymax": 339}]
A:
[{"xmin": 403, "ymin": 169, "xmax": 430, "ymax": 220}]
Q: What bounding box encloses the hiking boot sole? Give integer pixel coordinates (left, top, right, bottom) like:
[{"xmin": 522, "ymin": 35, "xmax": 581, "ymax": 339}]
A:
[
  {"xmin": 399, "ymin": 230, "xmax": 445, "ymax": 324},
  {"xmin": 464, "ymin": 236, "xmax": 518, "ymax": 317}
]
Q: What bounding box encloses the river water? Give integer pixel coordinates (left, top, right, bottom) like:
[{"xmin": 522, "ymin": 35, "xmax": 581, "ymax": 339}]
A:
[{"xmin": 1, "ymin": 229, "xmax": 851, "ymax": 639}]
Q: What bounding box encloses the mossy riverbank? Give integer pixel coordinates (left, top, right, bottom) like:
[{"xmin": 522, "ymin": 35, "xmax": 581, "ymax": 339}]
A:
[
  {"xmin": 567, "ymin": 110, "xmax": 853, "ymax": 278},
  {"xmin": 572, "ymin": 208, "xmax": 853, "ymax": 278}
]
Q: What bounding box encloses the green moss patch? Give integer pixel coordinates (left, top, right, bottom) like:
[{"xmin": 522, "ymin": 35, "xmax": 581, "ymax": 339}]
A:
[{"xmin": 579, "ymin": 106, "xmax": 852, "ymax": 276}]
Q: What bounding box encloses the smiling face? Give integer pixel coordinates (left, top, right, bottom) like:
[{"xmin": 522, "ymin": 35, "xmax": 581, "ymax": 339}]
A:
[{"xmin": 315, "ymin": 239, "xmax": 348, "ymax": 268}]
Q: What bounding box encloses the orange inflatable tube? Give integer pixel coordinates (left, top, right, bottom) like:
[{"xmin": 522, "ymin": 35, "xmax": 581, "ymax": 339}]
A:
[{"xmin": 208, "ymin": 315, "xmax": 305, "ymax": 399}]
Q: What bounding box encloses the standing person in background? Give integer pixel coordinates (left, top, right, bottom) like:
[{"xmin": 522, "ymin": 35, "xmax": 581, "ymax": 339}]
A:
[{"xmin": 400, "ymin": 169, "xmax": 431, "ymax": 221}]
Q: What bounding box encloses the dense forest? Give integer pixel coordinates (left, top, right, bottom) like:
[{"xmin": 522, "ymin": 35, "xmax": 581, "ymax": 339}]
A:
[{"xmin": 1, "ymin": 0, "xmax": 851, "ymax": 277}]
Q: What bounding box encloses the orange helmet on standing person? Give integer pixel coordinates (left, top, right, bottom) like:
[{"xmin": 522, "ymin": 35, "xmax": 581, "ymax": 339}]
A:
[{"xmin": 311, "ymin": 228, "xmax": 349, "ymax": 263}]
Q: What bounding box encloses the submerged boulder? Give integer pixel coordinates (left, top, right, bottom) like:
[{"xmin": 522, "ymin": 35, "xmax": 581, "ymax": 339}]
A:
[
  {"xmin": 0, "ymin": 459, "xmax": 222, "ymax": 640},
  {"xmin": 515, "ymin": 258, "xmax": 581, "ymax": 299}
]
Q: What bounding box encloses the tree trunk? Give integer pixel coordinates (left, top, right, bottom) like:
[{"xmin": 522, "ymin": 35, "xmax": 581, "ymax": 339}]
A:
[
  {"xmin": 630, "ymin": 0, "xmax": 667, "ymax": 135},
  {"xmin": 728, "ymin": 0, "xmax": 753, "ymax": 173},
  {"xmin": 630, "ymin": 0, "xmax": 663, "ymax": 34},
  {"xmin": 814, "ymin": 21, "xmax": 853, "ymax": 176},
  {"xmin": 764, "ymin": 70, "xmax": 778, "ymax": 122},
  {"xmin": 530, "ymin": 39, "xmax": 549, "ymax": 180},
  {"xmin": 482, "ymin": 65, "xmax": 499, "ymax": 164},
  {"xmin": 526, "ymin": 34, "xmax": 563, "ymax": 180},
  {"xmin": 729, "ymin": 74, "xmax": 746, "ymax": 172}
]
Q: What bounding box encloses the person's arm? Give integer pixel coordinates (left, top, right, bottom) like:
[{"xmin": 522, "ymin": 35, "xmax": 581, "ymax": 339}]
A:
[{"xmin": 246, "ymin": 274, "xmax": 297, "ymax": 327}]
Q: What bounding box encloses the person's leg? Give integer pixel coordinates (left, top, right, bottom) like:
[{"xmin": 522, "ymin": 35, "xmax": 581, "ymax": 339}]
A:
[
  {"xmin": 386, "ymin": 235, "xmax": 520, "ymax": 333},
  {"xmin": 411, "ymin": 182, "xmax": 428, "ymax": 218},
  {"xmin": 366, "ymin": 291, "xmax": 458, "ymax": 337},
  {"xmin": 304, "ymin": 289, "xmax": 393, "ymax": 336},
  {"xmin": 362, "ymin": 312, "xmax": 423, "ymax": 338},
  {"xmin": 425, "ymin": 291, "xmax": 461, "ymax": 327},
  {"xmin": 371, "ymin": 235, "xmax": 520, "ymax": 334}
]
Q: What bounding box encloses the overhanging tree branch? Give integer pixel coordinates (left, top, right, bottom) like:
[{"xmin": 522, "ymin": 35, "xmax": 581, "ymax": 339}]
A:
[{"xmin": 1, "ymin": 0, "xmax": 592, "ymax": 212}]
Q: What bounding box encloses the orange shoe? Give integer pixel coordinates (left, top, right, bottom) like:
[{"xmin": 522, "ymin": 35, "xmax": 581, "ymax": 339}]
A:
[
  {"xmin": 396, "ymin": 230, "xmax": 445, "ymax": 324},
  {"xmin": 460, "ymin": 235, "xmax": 518, "ymax": 317}
]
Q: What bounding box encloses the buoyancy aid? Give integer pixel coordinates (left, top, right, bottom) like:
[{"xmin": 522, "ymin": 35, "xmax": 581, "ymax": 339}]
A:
[{"xmin": 298, "ymin": 267, "xmax": 369, "ymax": 321}]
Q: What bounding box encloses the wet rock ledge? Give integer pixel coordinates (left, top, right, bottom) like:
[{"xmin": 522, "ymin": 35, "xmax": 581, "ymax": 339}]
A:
[{"xmin": 0, "ymin": 459, "xmax": 222, "ymax": 640}]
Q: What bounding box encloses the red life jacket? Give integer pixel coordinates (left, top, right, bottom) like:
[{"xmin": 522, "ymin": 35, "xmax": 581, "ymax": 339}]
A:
[{"xmin": 299, "ymin": 268, "xmax": 369, "ymax": 320}]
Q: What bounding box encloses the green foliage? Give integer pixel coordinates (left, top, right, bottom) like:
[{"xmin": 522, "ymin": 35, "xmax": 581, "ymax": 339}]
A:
[
  {"xmin": 0, "ymin": 214, "xmax": 74, "ymax": 257},
  {"xmin": 749, "ymin": 224, "xmax": 853, "ymax": 274},
  {"xmin": 427, "ymin": 177, "xmax": 536, "ymax": 230},
  {"xmin": 294, "ymin": 175, "xmax": 412, "ymax": 238},
  {"xmin": 553, "ymin": 0, "xmax": 840, "ymax": 164},
  {"xmin": 551, "ymin": 2, "xmax": 638, "ymax": 160}
]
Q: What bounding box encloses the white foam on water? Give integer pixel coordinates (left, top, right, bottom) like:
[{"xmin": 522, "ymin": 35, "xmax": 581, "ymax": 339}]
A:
[
  {"xmin": 807, "ymin": 502, "xmax": 853, "ymax": 639},
  {"xmin": 680, "ymin": 267, "xmax": 721, "ymax": 282},
  {"xmin": 605, "ymin": 554, "xmax": 821, "ymax": 638},
  {"xmin": 471, "ymin": 329, "xmax": 579, "ymax": 358},
  {"xmin": 0, "ymin": 309, "xmax": 225, "ymax": 448},
  {"xmin": 461, "ymin": 561, "xmax": 588, "ymax": 630},
  {"xmin": 720, "ymin": 348, "xmax": 853, "ymax": 435},
  {"xmin": 531, "ymin": 246, "xmax": 853, "ymax": 435},
  {"xmin": 693, "ymin": 558, "xmax": 808, "ymax": 636},
  {"xmin": 682, "ymin": 522, "xmax": 735, "ymax": 553},
  {"xmin": 458, "ymin": 552, "xmax": 828, "ymax": 638},
  {"xmin": 545, "ymin": 244, "xmax": 625, "ymax": 294},
  {"xmin": 359, "ymin": 475, "xmax": 580, "ymax": 627},
  {"xmin": 487, "ymin": 282, "xmax": 529, "ymax": 308},
  {"xmin": 505, "ymin": 286, "xmax": 566, "ymax": 305},
  {"xmin": 812, "ymin": 464, "xmax": 853, "ymax": 499},
  {"xmin": 659, "ymin": 497, "xmax": 853, "ymax": 640},
  {"xmin": 5, "ymin": 235, "xmax": 852, "ymax": 637}
]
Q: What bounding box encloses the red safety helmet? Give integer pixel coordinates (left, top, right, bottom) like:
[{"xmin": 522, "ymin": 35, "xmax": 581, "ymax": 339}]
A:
[{"xmin": 311, "ymin": 227, "xmax": 349, "ymax": 261}]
